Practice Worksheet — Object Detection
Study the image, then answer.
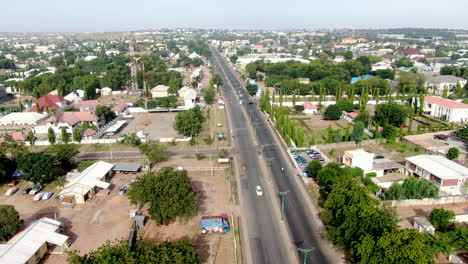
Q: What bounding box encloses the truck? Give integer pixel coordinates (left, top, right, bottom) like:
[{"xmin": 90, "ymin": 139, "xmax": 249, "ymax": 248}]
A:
[{"xmin": 201, "ymin": 214, "xmax": 230, "ymax": 234}]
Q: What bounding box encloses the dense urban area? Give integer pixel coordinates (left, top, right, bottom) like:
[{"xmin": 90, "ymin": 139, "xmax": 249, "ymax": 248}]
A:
[{"xmin": 0, "ymin": 28, "xmax": 467, "ymax": 264}]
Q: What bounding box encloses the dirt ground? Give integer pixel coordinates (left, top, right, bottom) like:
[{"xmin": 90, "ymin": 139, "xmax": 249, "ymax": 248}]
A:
[
  {"xmin": 115, "ymin": 112, "xmax": 178, "ymax": 139},
  {"xmin": 395, "ymin": 202, "xmax": 468, "ymax": 229},
  {"xmin": 300, "ymin": 115, "xmax": 352, "ymax": 144},
  {"xmin": 0, "ymin": 173, "xmax": 136, "ymax": 264},
  {"xmin": 142, "ymin": 157, "xmax": 238, "ymax": 264}
]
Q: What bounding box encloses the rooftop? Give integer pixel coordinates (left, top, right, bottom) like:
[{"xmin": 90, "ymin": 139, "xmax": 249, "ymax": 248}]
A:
[
  {"xmin": 425, "ymin": 75, "xmax": 466, "ymax": 84},
  {"xmin": 405, "ymin": 155, "xmax": 468, "ymax": 180},
  {"xmin": 425, "ymin": 96, "xmax": 468, "ymax": 109},
  {"xmin": 113, "ymin": 162, "xmax": 141, "ymax": 172},
  {"xmin": 59, "ymin": 161, "xmax": 113, "ymax": 197},
  {"xmin": 42, "ymin": 111, "xmax": 97, "ymax": 126}
]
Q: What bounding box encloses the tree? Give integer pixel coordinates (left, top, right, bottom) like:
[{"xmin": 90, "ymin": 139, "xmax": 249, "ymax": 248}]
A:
[
  {"xmin": 382, "ymin": 125, "xmax": 398, "ymax": 143},
  {"xmin": 246, "ymin": 84, "xmax": 258, "ymax": 95},
  {"xmin": 428, "ymin": 208, "xmax": 455, "ymax": 232},
  {"xmin": 447, "ymin": 147, "xmax": 460, "ymax": 160},
  {"xmin": 67, "ymin": 239, "xmax": 200, "ymax": 264},
  {"xmin": 203, "ymin": 86, "xmax": 215, "ymax": 104},
  {"xmin": 336, "ymin": 100, "xmax": 354, "ymax": 112},
  {"xmin": 77, "ymin": 160, "xmax": 95, "ymax": 172},
  {"xmin": 139, "ymin": 141, "xmax": 168, "ymax": 166},
  {"xmin": 73, "ymin": 128, "xmax": 82, "ymax": 142},
  {"xmin": 95, "ymin": 105, "xmax": 116, "ymax": 123},
  {"xmin": 323, "ymin": 105, "xmax": 342, "ymax": 120},
  {"xmin": 127, "ymin": 167, "xmax": 198, "ymax": 225},
  {"xmin": 61, "ymin": 127, "xmax": 70, "ymax": 144},
  {"xmin": 245, "ymin": 63, "xmax": 257, "ymax": 79},
  {"xmin": 305, "ymin": 160, "xmax": 322, "ymax": 178},
  {"xmin": 26, "ymin": 130, "xmax": 36, "ymax": 146},
  {"xmin": 168, "ymin": 78, "xmax": 181, "ymax": 95},
  {"xmin": 374, "ymin": 103, "xmax": 407, "ymax": 127},
  {"xmin": 49, "ymin": 56, "xmax": 65, "ymax": 67},
  {"xmin": 0, "ymin": 135, "xmax": 28, "ymax": 160},
  {"xmin": 49, "ymin": 143, "xmax": 79, "ymax": 170},
  {"xmin": 173, "ymin": 106, "xmax": 204, "ymax": 137},
  {"xmin": 0, "ymin": 205, "xmax": 23, "ymax": 242},
  {"xmin": 48, "ymin": 127, "xmax": 56, "ymax": 144},
  {"xmin": 351, "ymin": 121, "xmax": 365, "ymax": 146},
  {"xmin": 383, "ymin": 177, "xmax": 438, "ymax": 200},
  {"xmin": 457, "ymin": 126, "xmax": 468, "ymax": 140},
  {"xmin": 17, "ymin": 152, "xmax": 56, "ymax": 184},
  {"xmin": 355, "ymin": 110, "xmax": 370, "ymax": 127},
  {"xmin": 394, "ymin": 57, "xmax": 413, "ymax": 68},
  {"xmin": 121, "ymin": 133, "xmax": 141, "ymax": 147},
  {"xmin": 230, "ymin": 54, "xmax": 238, "ymax": 64}
]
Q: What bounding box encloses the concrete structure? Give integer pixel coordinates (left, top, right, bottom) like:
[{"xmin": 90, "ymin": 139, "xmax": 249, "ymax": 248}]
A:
[
  {"xmin": 413, "ymin": 217, "xmax": 436, "ymax": 235},
  {"xmin": 111, "ymin": 102, "xmax": 129, "ymax": 115},
  {"xmin": 184, "ymin": 88, "xmax": 197, "ymax": 109},
  {"xmin": 33, "ymin": 111, "xmax": 99, "ymax": 134},
  {"xmin": 100, "ymin": 87, "xmax": 112, "ymax": 96},
  {"xmin": 343, "ymin": 149, "xmax": 374, "ymax": 172},
  {"xmin": 64, "ymin": 89, "xmax": 84, "ymax": 102},
  {"xmin": 0, "ymin": 112, "xmax": 47, "ymax": 126},
  {"xmin": 190, "ymin": 68, "xmax": 203, "ymax": 81},
  {"xmin": 302, "ymin": 101, "xmax": 317, "ymax": 114},
  {"xmin": 424, "ymin": 75, "xmax": 467, "ymax": 96},
  {"xmin": 76, "ymin": 100, "xmax": 100, "ymax": 111},
  {"xmin": 0, "ymin": 217, "xmax": 69, "ymax": 264},
  {"xmin": 151, "ymin": 85, "xmax": 169, "ymax": 98},
  {"xmin": 178, "ymin": 86, "xmax": 191, "ymax": 98},
  {"xmin": 58, "ymin": 161, "xmax": 113, "ymax": 204},
  {"xmin": 423, "ymin": 96, "xmax": 468, "ymax": 122},
  {"xmin": 405, "ymin": 155, "xmax": 468, "ymax": 195},
  {"xmin": 113, "ymin": 162, "xmax": 141, "ymax": 173}
]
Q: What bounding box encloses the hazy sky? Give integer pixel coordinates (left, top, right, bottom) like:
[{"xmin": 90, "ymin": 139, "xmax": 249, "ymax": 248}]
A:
[{"xmin": 2, "ymin": 0, "xmax": 467, "ymax": 32}]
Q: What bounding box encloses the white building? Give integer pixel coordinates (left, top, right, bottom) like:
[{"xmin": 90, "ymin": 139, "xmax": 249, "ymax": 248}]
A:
[
  {"xmin": 0, "ymin": 217, "xmax": 69, "ymax": 264},
  {"xmin": 184, "ymin": 88, "xmax": 197, "ymax": 109},
  {"xmin": 105, "ymin": 49, "xmax": 120, "ymax": 56},
  {"xmin": 100, "ymin": 87, "xmax": 112, "ymax": 96},
  {"xmin": 151, "ymin": 85, "xmax": 169, "ymax": 98},
  {"xmin": 64, "ymin": 90, "xmax": 84, "ymax": 102},
  {"xmin": 58, "ymin": 161, "xmax": 113, "ymax": 204},
  {"xmin": 423, "ymin": 96, "xmax": 468, "ymax": 122},
  {"xmin": 0, "ymin": 112, "xmax": 47, "ymax": 126},
  {"xmin": 190, "ymin": 68, "xmax": 203, "ymax": 81},
  {"xmin": 343, "ymin": 149, "xmax": 374, "ymax": 172},
  {"xmin": 413, "ymin": 217, "xmax": 435, "ymax": 235},
  {"xmin": 302, "ymin": 101, "xmax": 317, "ymax": 114},
  {"xmin": 405, "ymin": 155, "xmax": 468, "ymax": 195},
  {"xmin": 424, "ymin": 75, "xmax": 467, "ymax": 96},
  {"xmin": 33, "ymin": 111, "xmax": 99, "ymax": 134}
]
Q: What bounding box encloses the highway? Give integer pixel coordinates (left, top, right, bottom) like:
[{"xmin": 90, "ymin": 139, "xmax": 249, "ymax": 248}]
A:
[{"xmin": 211, "ymin": 48, "xmax": 342, "ymax": 264}]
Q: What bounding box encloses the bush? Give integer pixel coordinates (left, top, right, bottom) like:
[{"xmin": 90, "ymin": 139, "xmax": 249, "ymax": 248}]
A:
[
  {"xmin": 0, "ymin": 205, "xmax": 23, "ymax": 242},
  {"xmin": 383, "ymin": 177, "xmax": 438, "ymax": 200},
  {"xmin": 77, "ymin": 161, "xmax": 95, "ymax": 172},
  {"xmin": 336, "ymin": 100, "xmax": 354, "ymax": 112},
  {"xmin": 195, "ymin": 153, "xmax": 206, "ymax": 160},
  {"xmin": 218, "ymin": 149, "xmax": 229, "ymax": 158},
  {"xmin": 428, "ymin": 208, "xmax": 455, "ymax": 232},
  {"xmin": 323, "ymin": 105, "xmax": 342, "ymax": 120},
  {"xmin": 294, "ymin": 105, "xmax": 304, "ymax": 112},
  {"xmin": 203, "ymin": 136, "xmax": 213, "ymax": 145},
  {"xmin": 447, "ymin": 147, "xmax": 460, "ymax": 160},
  {"xmin": 366, "ymin": 172, "xmax": 377, "ymax": 177}
]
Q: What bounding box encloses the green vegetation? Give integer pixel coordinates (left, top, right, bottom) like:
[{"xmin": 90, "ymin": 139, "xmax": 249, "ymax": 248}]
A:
[
  {"xmin": 173, "ymin": 106, "xmax": 204, "ymax": 137},
  {"xmin": 48, "ymin": 143, "xmax": 80, "ymax": 170},
  {"xmin": 139, "ymin": 141, "xmax": 168, "ymax": 166},
  {"xmin": 0, "ymin": 205, "xmax": 23, "ymax": 242},
  {"xmin": 323, "ymin": 105, "xmax": 341, "ymax": 120},
  {"xmin": 447, "ymin": 147, "xmax": 460, "ymax": 160},
  {"xmin": 127, "ymin": 167, "xmax": 198, "ymax": 225},
  {"xmin": 305, "ymin": 160, "xmax": 322, "ymax": 178},
  {"xmin": 95, "ymin": 105, "xmax": 116, "ymax": 123},
  {"xmin": 428, "ymin": 208, "xmax": 455, "ymax": 232},
  {"xmin": 67, "ymin": 239, "xmax": 200, "ymax": 264},
  {"xmin": 77, "ymin": 160, "xmax": 95, "ymax": 172},
  {"xmin": 374, "ymin": 103, "xmax": 407, "ymax": 127},
  {"xmin": 382, "ymin": 177, "xmax": 438, "ymax": 200},
  {"xmin": 17, "ymin": 152, "xmax": 57, "ymax": 184}
]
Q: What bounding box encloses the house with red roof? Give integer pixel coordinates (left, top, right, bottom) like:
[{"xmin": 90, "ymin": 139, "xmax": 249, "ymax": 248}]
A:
[
  {"xmin": 111, "ymin": 102, "xmax": 129, "ymax": 115},
  {"xmin": 341, "ymin": 111, "xmax": 359, "ymax": 123},
  {"xmin": 423, "ymin": 96, "xmax": 468, "ymax": 122},
  {"xmin": 33, "ymin": 111, "xmax": 100, "ymax": 134},
  {"xmin": 341, "ymin": 37, "xmax": 357, "ymax": 44},
  {"xmin": 302, "ymin": 101, "xmax": 317, "ymax": 114},
  {"xmin": 28, "ymin": 94, "xmax": 70, "ymax": 113},
  {"xmin": 76, "ymin": 100, "xmax": 101, "ymax": 111}
]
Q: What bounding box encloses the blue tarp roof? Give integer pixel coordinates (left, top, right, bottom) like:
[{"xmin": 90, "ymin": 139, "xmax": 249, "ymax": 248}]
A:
[{"xmin": 350, "ymin": 74, "xmax": 374, "ymax": 84}]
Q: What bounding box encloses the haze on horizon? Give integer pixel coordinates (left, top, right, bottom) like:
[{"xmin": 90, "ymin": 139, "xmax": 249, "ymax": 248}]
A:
[{"xmin": 2, "ymin": 0, "xmax": 468, "ymax": 32}]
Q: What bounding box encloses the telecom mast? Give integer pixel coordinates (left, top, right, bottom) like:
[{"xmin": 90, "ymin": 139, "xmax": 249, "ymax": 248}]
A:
[{"xmin": 129, "ymin": 38, "xmax": 139, "ymax": 94}]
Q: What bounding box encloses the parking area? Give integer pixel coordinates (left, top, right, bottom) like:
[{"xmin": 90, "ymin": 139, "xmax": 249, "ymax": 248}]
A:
[
  {"xmin": 291, "ymin": 149, "xmax": 325, "ymax": 171},
  {"xmin": 404, "ymin": 131, "xmax": 467, "ymax": 163},
  {"xmin": 116, "ymin": 112, "xmax": 178, "ymax": 139}
]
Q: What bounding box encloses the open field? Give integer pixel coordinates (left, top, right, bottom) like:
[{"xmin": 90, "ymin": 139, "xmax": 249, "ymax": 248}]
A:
[
  {"xmin": 298, "ymin": 115, "xmax": 353, "ymax": 144},
  {"xmin": 115, "ymin": 112, "xmax": 178, "ymax": 139}
]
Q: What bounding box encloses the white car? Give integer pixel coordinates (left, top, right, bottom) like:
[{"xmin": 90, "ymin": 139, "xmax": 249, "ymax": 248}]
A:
[
  {"xmin": 256, "ymin": 186, "xmax": 263, "ymax": 196},
  {"xmin": 5, "ymin": 187, "xmax": 18, "ymax": 196},
  {"xmin": 239, "ymin": 100, "xmax": 242, "ymax": 105}
]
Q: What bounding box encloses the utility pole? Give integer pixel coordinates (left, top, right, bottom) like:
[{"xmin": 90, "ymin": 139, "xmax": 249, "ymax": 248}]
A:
[
  {"xmin": 266, "ymin": 157, "xmax": 274, "ymax": 181},
  {"xmin": 278, "ymin": 190, "xmax": 289, "ymax": 221},
  {"xmin": 297, "ymin": 248, "xmax": 316, "ymax": 264}
]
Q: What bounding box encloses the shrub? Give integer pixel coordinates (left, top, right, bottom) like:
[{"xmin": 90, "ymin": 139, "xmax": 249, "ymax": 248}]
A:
[
  {"xmin": 324, "ymin": 105, "xmax": 341, "ymax": 120},
  {"xmin": 294, "ymin": 105, "xmax": 304, "ymax": 112},
  {"xmin": 195, "ymin": 153, "xmax": 206, "ymax": 160}
]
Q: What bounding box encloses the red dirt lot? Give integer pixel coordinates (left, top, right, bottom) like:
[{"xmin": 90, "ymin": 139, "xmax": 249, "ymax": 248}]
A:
[{"xmin": 395, "ymin": 202, "xmax": 468, "ymax": 229}]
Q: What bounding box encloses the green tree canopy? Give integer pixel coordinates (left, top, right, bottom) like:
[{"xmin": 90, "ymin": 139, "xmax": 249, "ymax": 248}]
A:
[
  {"xmin": 428, "ymin": 208, "xmax": 455, "ymax": 232},
  {"xmin": 323, "ymin": 105, "xmax": 342, "ymax": 120},
  {"xmin": 17, "ymin": 152, "xmax": 57, "ymax": 184},
  {"xmin": 447, "ymin": 147, "xmax": 460, "ymax": 160},
  {"xmin": 127, "ymin": 167, "xmax": 198, "ymax": 225},
  {"xmin": 48, "ymin": 143, "xmax": 79, "ymax": 170},
  {"xmin": 383, "ymin": 177, "xmax": 438, "ymax": 200},
  {"xmin": 139, "ymin": 141, "xmax": 168, "ymax": 165},
  {"xmin": 374, "ymin": 103, "xmax": 407, "ymax": 127},
  {"xmin": 351, "ymin": 121, "xmax": 365, "ymax": 146},
  {"xmin": 95, "ymin": 105, "xmax": 116, "ymax": 123},
  {"xmin": 0, "ymin": 205, "xmax": 23, "ymax": 242},
  {"xmin": 305, "ymin": 159, "xmax": 322, "ymax": 178},
  {"xmin": 173, "ymin": 106, "xmax": 204, "ymax": 137}
]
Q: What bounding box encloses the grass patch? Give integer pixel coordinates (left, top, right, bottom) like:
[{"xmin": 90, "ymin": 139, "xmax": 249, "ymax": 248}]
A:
[{"xmin": 307, "ymin": 182, "xmax": 321, "ymax": 203}]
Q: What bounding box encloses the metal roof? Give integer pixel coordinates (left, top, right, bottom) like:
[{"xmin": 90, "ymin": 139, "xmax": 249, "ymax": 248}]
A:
[
  {"xmin": 405, "ymin": 155, "xmax": 468, "ymax": 180},
  {"xmin": 113, "ymin": 162, "xmax": 141, "ymax": 172}
]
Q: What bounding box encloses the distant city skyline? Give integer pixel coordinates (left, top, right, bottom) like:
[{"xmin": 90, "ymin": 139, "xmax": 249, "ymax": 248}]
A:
[{"xmin": 2, "ymin": 0, "xmax": 468, "ymax": 32}]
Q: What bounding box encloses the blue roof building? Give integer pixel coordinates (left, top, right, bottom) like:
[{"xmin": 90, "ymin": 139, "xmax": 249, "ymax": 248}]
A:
[{"xmin": 350, "ymin": 74, "xmax": 375, "ymax": 84}]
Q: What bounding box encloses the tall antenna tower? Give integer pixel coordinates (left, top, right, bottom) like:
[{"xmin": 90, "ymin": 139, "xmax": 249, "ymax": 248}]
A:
[{"xmin": 129, "ymin": 38, "xmax": 139, "ymax": 94}]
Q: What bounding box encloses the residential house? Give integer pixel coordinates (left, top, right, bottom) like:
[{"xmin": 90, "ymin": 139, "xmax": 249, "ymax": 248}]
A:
[
  {"xmin": 188, "ymin": 52, "xmax": 201, "ymax": 59},
  {"xmin": 371, "ymin": 61, "xmax": 393, "ymax": 71},
  {"xmin": 64, "ymin": 89, "xmax": 84, "ymax": 102},
  {"xmin": 58, "ymin": 161, "xmax": 114, "ymax": 204},
  {"xmin": 343, "ymin": 149, "xmax": 374, "ymax": 172},
  {"xmin": 333, "ymin": 55, "xmax": 345, "ymax": 63},
  {"xmin": 0, "ymin": 112, "xmax": 47, "ymax": 126},
  {"xmin": 28, "ymin": 94, "xmax": 70, "ymax": 113},
  {"xmin": 190, "ymin": 68, "xmax": 203, "ymax": 82},
  {"xmin": 350, "ymin": 74, "xmax": 374, "ymax": 84},
  {"xmin": 341, "ymin": 37, "xmax": 358, "ymax": 44},
  {"xmin": 100, "ymin": 87, "xmax": 112, "ymax": 96},
  {"xmin": 178, "ymin": 86, "xmax": 192, "ymax": 98},
  {"xmin": 341, "ymin": 111, "xmax": 358, "ymax": 123},
  {"xmin": 151, "ymin": 85, "xmax": 169, "ymax": 98},
  {"xmin": 423, "ymin": 96, "xmax": 468, "ymax": 122},
  {"xmin": 424, "ymin": 75, "xmax": 467, "ymax": 95},
  {"xmin": 184, "ymin": 88, "xmax": 197, "ymax": 109},
  {"xmin": 10, "ymin": 131, "xmax": 26, "ymax": 142},
  {"xmin": 76, "ymin": 100, "xmax": 100, "ymax": 111},
  {"xmin": 0, "ymin": 217, "xmax": 69, "ymax": 264},
  {"xmin": 111, "ymin": 102, "xmax": 129, "ymax": 115},
  {"xmin": 81, "ymin": 128, "xmax": 96, "ymax": 140},
  {"xmin": 405, "ymin": 155, "xmax": 468, "ymax": 195},
  {"xmin": 302, "ymin": 101, "xmax": 317, "ymax": 114},
  {"xmin": 105, "ymin": 48, "xmax": 120, "ymax": 56},
  {"xmin": 33, "ymin": 111, "xmax": 99, "ymax": 134}
]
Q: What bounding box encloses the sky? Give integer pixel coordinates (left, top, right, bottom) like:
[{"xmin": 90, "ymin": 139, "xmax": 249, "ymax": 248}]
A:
[{"xmin": 1, "ymin": 0, "xmax": 468, "ymax": 32}]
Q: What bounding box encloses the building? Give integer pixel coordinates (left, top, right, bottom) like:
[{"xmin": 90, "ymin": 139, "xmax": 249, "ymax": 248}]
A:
[
  {"xmin": 58, "ymin": 161, "xmax": 114, "ymax": 204},
  {"xmin": 33, "ymin": 111, "xmax": 99, "ymax": 134},
  {"xmin": 350, "ymin": 74, "xmax": 374, "ymax": 84},
  {"xmin": 76, "ymin": 100, "xmax": 100, "ymax": 111},
  {"xmin": 28, "ymin": 95, "xmax": 70, "ymax": 113},
  {"xmin": 190, "ymin": 68, "xmax": 203, "ymax": 81},
  {"xmin": 405, "ymin": 155, "xmax": 468, "ymax": 195},
  {"xmin": 341, "ymin": 37, "xmax": 358, "ymax": 44},
  {"xmin": 111, "ymin": 102, "xmax": 129, "ymax": 115},
  {"xmin": 0, "ymin": 112, "xmax": 47, "ymax": 126},
  {"xmin": 100, "ymin": 87, "xmax": 112, "ymax": 96},
  {"xmin": 113, "ymin": 162, "xmax": 141, "ymax": 174},
  {"xmin": 302, "ymin": 101, "xmax": 317, "ymax": 114},
  {"xmin": 423, "ymin": 96, "xmax": 468, "ymax": 122},
  {"xmin": 341, "ymin": 111, "xmax": 358, "ymax": 123},
  {"xmin": 151, "ymin": 85, "xmax": 169, "ymax": 98},
  {"xmin": 184, "ymin": 88, "xmax": 197, "ymax": 109},
  {"xmin": 297, "ymin": 78, "xmax": 310, "ymax": 84},
  {"xmin": 64, "ymin": 89, "xmax": 84, "ymax": 102},
  {"xmin": 424, "ymin": 75, "xmax": 467, "ymax": 95},
  {"xmin": 0, "ymin": 217, "xmax": 69, "ymax": 264},
  {"xmin": 178, "ymin": 86, "xmax": 191, "ymax": 98},
  {"xmin": 343, "ymin": 149, "xmax": 374, "ymax": 172},
  {"xmin": 413, "ymin": 217, "xmax": 435, "ymax": 235}
]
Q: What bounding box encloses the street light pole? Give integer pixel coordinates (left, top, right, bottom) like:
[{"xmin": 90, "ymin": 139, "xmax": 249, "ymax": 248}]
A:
[
  {"xmin": 297, "ymin": 248, "xmax": 316, "ymax": 264},
  {"xmin": 278, "ymin": 190, "xmax": 289, "ymax": 221}
]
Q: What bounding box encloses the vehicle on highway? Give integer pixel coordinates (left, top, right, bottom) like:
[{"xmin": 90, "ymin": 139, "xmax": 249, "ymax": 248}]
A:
[
  {"xmin": 242, "ymin": 165, "xmax": 247, "ymax": 171},
  {"xmin": 256, "ymin": 186, "xmax": 263, "ymax": 196},
  {"xmin": 22, "ymin": 188, "xmax": 32, "ymax": 194},
  {"xmin": 239, "ymin": 100, "xmax": 242, "ymax": 104},
  {"xmin": 33, "ymin": 193, "xmax": 44, "ymax": 201},
  {"xmin": 118, "ymin": 186, "xmax": 127, "ymax": 195},
  {"xmin": 5, "ymin": 187, "xmax": 18, "ymax": 196},
  {"xmin": 42, "ymin": 192, "xmax": 53, "ymax": 200},
  {"xmin": 29, "ymin": 185, "xmax": 44, "ymax": 195}
]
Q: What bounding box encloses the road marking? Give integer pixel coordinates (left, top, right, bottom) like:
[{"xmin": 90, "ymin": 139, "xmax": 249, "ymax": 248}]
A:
[{"xmin": 89, "ymin": 209, "xmax": 102, "ymax": 224}]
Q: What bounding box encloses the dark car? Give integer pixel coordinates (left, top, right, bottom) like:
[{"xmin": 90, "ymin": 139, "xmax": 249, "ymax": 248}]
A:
[
  {"xmin": 22, "ymin": 188, "xmax": 32, "ymax": 194},
  {"xmin": 434, "ymin": 134, "xmax": 448, "ymax": 140},
  {"xmin": 374, "ymin": 155, "xmax": 385, "ymax": 159}
]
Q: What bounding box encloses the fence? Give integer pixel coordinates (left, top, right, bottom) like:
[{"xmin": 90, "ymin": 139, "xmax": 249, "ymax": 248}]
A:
[
  {"xmin": 386, "ymin": 195, "xmax": 468, "ymax": 207},
  {"xmin": 27, "ymin": 136, "xmax": 192, "ymax": 146}
]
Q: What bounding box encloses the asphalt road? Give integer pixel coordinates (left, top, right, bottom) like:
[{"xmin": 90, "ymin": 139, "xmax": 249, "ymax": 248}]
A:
[{"xmin": 211, "ymin": 48, "xmax": 342, "ymax": 264}]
